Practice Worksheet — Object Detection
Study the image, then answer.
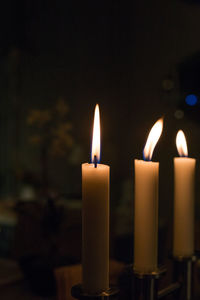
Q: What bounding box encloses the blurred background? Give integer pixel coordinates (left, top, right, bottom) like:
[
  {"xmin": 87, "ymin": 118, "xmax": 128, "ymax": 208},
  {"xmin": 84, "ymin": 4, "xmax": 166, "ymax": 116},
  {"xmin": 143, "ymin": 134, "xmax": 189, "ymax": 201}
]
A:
[{"xmin": 1, "ymin": 0, "xmax": 200, "ymax": 298}]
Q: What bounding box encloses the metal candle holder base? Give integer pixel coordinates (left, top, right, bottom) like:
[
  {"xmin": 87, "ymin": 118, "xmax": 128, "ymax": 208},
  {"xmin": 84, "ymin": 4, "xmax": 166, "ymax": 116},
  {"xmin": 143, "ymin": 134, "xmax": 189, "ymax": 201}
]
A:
[
  {"xmin": 71, "ymin": 255, "xmax": 196, "ymax": 300},
  {"xmin": 131, "ymin": 266, "xmax": 166, "ymax": 300},
  {"xmin": 71, "ymin": 284, "xmax": 119, "ymax": 300},
  {"xmin": 171, "ymin": 255, "xmax": 196, "ymax": 300},
  {"xmin": 130, "ymin": 255, "xmax": 196, "ymax": 300}
]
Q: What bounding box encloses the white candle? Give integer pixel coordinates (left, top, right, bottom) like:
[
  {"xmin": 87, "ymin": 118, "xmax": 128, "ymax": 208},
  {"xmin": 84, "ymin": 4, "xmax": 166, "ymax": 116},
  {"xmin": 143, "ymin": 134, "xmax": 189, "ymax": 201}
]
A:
[
  {"xmin": 134, "ymin": 118, "xmax": 163, "ymax": 273},
  {"xmin": 82, "ymin": 104, "xmax": 109, "ymax": 294},
  {"xmin": 173, "ymin": 130, "xmax": 196, "ymax": 257}
]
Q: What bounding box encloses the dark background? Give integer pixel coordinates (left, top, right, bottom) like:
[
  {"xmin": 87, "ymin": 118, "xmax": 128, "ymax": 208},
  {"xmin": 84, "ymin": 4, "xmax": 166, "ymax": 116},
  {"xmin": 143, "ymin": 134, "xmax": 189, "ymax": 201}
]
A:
[
  {"xmin": 0, "ymin": 0, "xmax": 200, "ymax": 297},
  {"xmin": 1, "ymin": 0, "xmax": 200, "ymax": 213}
]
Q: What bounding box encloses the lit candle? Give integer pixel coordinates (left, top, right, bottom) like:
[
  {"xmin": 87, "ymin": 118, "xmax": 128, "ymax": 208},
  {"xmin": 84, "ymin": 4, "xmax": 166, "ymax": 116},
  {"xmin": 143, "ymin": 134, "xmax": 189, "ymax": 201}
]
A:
[
  {"xmin": 134, "ymin": 118, "xmax": 163, "ymax": 273},
  {"xmin": 82, "ymin": 104, "xmax": 109, "ymax": 294},
  {"xmin": 173, "ymin": 130, "xmax": 196, "ymax": 257}
]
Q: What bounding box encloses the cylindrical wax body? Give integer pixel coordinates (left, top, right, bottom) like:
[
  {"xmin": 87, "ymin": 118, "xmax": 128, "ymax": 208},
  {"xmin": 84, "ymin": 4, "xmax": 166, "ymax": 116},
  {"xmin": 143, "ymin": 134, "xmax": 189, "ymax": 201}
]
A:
[
  {"xmin": 173, "ymin": 157, "xmax": 196, "ymax": 257},
  {"xmin": 134, "ymin": 159, "xmax": 159, "ymax": 273},
  {"xmin": 82, "ymin": 163, "xmax": 109, "ymax": 294}
]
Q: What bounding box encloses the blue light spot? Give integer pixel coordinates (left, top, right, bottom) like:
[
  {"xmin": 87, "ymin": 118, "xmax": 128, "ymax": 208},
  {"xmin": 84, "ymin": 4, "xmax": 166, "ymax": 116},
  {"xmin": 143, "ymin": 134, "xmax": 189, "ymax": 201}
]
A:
[{"xmin": 185, "ymin": 94, "xmax": 198, "ymax": 106}]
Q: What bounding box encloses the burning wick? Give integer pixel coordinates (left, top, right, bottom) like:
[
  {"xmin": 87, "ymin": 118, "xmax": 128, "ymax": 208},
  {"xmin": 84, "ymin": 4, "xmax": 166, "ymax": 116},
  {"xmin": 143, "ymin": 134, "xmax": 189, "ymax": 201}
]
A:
[{"xmin": 94, "ymin": 155, "xmax": 97, "ymax": 168}]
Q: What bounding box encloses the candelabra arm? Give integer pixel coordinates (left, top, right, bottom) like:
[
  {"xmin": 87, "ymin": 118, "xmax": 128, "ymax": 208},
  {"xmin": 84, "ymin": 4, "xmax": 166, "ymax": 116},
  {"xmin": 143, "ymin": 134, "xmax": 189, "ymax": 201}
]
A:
[{"xmin": 158, "ymin": 282, "xmax": 181, "ymax": 299}]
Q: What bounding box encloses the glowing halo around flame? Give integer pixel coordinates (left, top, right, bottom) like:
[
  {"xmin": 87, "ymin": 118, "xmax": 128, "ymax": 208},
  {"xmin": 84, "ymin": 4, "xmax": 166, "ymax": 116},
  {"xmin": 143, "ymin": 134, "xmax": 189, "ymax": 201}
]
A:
[
  {"xmin": 176, "ymin": 130, "xmax": 188, "ymax": 157},
  {"xmin": 143, "ymin": 118, "xmax": 163, "ymax": 161},
  {"xmin": 91, "ymin": 104, "xmax": 101, "ymax": 164}
]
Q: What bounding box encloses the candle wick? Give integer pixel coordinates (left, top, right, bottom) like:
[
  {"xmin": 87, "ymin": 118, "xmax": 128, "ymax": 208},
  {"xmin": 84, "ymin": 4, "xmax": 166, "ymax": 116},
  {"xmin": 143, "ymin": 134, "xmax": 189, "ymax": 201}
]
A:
[
  {"xmin": 143, "ymin": 150, "xmax": 150, "ymax": 161},
  {"xmin": 94, "ymin": 155, "xmax": 97, "ymax": 168}
]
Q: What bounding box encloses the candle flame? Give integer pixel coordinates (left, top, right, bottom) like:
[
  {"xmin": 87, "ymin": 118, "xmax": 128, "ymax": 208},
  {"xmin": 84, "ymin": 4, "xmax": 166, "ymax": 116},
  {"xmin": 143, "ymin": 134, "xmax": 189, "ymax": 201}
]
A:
[
  {"xmin": 176, "ymin": 130, "xmax": 188, "ymax": 157},
  {"xmin": 143, "ymin": 118, "xmax": 163, "ymax": 161},
  {"xmin": 91, "ymin": 104, "xmax": 101, "ymax": 164}
]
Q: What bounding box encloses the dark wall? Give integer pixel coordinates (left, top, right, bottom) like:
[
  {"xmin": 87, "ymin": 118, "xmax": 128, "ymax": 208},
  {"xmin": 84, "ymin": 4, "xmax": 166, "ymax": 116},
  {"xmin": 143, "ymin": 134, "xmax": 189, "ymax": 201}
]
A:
[{"xmin": 0, "ymin": 0, "xmax": 200, "ymax": 221}]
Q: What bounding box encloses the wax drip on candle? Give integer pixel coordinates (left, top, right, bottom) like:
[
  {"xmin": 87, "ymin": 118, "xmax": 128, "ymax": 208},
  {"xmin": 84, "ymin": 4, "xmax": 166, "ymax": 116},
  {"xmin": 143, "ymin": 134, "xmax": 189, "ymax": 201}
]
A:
[{"xmin": 143, "ymin": 118, "xmax": 164, "ymax": 161}]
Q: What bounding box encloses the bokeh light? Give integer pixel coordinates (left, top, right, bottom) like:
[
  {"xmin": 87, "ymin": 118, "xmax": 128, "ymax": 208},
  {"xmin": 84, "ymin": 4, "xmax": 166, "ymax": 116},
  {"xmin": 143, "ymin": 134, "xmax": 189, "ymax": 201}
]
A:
[{"xmin": 185, "ymin": 94, "xmax": 198, "ymax": 106}]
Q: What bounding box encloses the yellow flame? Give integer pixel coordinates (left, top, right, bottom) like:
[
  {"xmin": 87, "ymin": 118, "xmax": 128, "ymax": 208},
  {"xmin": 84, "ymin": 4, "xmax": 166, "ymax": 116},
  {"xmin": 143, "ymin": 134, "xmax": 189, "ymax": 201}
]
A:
[
  {"xmin": 143, "ymin": 118, "xmax": 163, "ymax": 161},
  {"xmin": 176, "ymin": 130, "xmax": 188, "ymax": 157},
  {"xmin": 91, "ymin": 104, "xmax": 101, "ymax": 163}
]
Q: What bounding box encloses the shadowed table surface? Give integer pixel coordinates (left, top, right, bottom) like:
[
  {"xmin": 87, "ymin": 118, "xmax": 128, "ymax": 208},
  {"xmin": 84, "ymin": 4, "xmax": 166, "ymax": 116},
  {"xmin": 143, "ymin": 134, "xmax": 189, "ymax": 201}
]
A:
[{"xmin": 0, "ymin": 280, "xmax": 55, "ymax": 300}]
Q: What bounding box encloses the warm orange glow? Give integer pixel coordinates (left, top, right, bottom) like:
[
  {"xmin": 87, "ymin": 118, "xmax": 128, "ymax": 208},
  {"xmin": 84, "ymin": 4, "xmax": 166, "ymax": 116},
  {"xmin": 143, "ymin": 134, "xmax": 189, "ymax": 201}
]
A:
[
  {"xmin": 176, "ymin": 130, "xmax": 188, "ymax": 157},
  {"xmin": 143, "ymin": 118, "xmax": 163, "ymax": 161},
  {"xmin": 91, "ymin": 104, "xmax": 101, "ymax": 163}
]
